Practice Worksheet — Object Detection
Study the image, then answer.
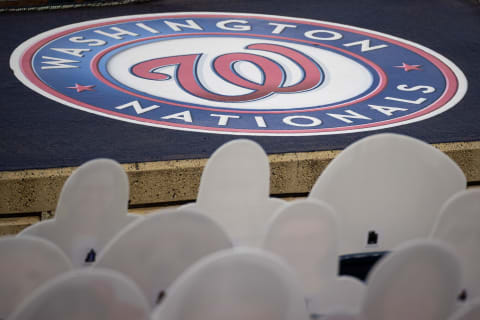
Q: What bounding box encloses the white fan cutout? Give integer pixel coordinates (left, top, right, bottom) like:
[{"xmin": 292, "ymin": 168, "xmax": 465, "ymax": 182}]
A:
[
  {"xmin": 363, "ymin": 239, "xmax": 462, "ymax": 320},
  {"xmin": 0, "ymin": 236, "xmax": 71, "ymax": 319},
  {"xmin": 8, "ymin": 268, "xmax": 150, "ymax": 320},
  {"xmin": 431, "ymin": 189, "xmax": 480, "ymax": 300},
  {"xmin": 151, "ymin": 248, "xmax": 309, "ymax": 320},
  {"xmin": 262, "ymin": 199, "xmax": 365, "ymax": 315},
  {"xmin": 309, "ymin": 133, "xmax": 466, "ymax": 255},
  {"xmin": 93, "ymin": 208, "xmax": 232, "ymax": 307},
  {"xmin": 181, "ymin": 139, "xmax": 285, "ymax": 246},
  {"xmin": 18, "ymin": 159, "xmax": 140, "ymax": 267}
]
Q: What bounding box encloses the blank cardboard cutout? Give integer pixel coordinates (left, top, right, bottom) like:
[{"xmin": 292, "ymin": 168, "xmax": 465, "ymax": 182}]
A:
[
  {"xmin": 94, "ymin": 208, "xmax": 232, "ymax": 307},
  {"xmin": 8, "ymin": 269, "xmax": 150, "ymax": 320},
  {"xmin": 18, "ymin": 159, "xmax": 139, "ymax": 267},
  {"xmin": 262, "ymin": 199, "xmax": 365, "ymax": 315},
  {"xmin": 431, "ymin": 189, "xmax": 480, "ymax": 300},
  {"xmin": 262, "ymin": 199, "xmax": 338, "ymax": 295},
  {"xmin": 181, "ymin": 139, "xmax": 285, "ymax": 247},
  {"xmin": 151, "ymin": 248, "xmax": 309, "ymax": 320},
  {"xmin": 449, "ymin": 298, "xmax": 480, "ymax": 320},
  {"xmin": 309, "ymin": 133, "xmax": 466, "ymax": 255},
  {"xmin": 363, "ymin": 240, "xmax": 462, "ymax": 320},
  {"xmin": 0, "ymin": 236, "xmax": 72, "ymax": 319}
]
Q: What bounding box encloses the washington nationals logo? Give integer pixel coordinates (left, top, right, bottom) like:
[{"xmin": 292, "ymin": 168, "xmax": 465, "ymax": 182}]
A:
[
  {"xmin": 130, "ymin": 43, "xmax": 324, "ymax": 102},
  {"xmin": 11, "ymin": 13, "xmax": 467, "ymax": 135}
]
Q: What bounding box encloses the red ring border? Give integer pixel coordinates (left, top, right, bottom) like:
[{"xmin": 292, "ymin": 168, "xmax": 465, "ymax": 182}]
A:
[{"xmin": 19, "ymin": 13, "xmax": 459, "ymax": 134}]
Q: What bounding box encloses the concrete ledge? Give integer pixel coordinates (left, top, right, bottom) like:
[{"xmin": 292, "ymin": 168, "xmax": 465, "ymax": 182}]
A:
[
  {"xmin": 0, "ymin": 216, "xmax": 40, "ymax": 236},
  {"xmin": 0, "ymin": 141, "xmax": 479, "ymax": 215}
]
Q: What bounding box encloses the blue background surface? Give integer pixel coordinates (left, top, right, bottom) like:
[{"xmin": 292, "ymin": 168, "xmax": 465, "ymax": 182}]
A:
[{"xmin": 1, "ymin": 0, "xmax": 479, "ymax": 170}]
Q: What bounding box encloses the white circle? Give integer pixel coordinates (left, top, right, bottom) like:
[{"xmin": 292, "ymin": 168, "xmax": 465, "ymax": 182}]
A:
[{"xmin": 106, "ymin": 37, "xmax": 374, "ymax": 110}]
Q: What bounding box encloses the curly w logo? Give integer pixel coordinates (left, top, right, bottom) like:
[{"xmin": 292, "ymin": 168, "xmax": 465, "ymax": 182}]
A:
[{"xmin": 130, "ymin": 43, "xmax": 324, "ymax": 102}]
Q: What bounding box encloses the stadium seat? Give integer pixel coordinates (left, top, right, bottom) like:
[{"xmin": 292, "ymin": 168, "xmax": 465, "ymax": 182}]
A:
[
  {"xmin": 0, "ymin": 236, "xmax": 71, "ymax": 319},
  {"xmin": 8, "ymin": 268, "xmax": 150, "ymax": 320},
  {"xmin": 181, "ymin": 139, "xmax": 286, "ymax": 247},
  {"xmin": 262, "ymin": 199, "xmax": 365, "ymax": 315},
  {"xmin": 448, "ymin": 297, "xmax": 480, "ymax": 320},
  {"xmin": 17, "ymin": 159, "xmax": 140, "ymax": 267},
  {"xmin": 431, "ymin": 189, "xmax": 480, "ymax": 301},
  {"xmin": 93, "ymin": 208, "xmax": 232, "ymax": 307},
  {"xmin": 151, "ymin": 248, "xmax": 309, "ymax": 320},
  {"xmin": 309, "ymin": 133, "xmax": 466, "ymax": 255},
  {"xmin": 362, "ymin": 239, "xmax": 461, "ymax": 320}
]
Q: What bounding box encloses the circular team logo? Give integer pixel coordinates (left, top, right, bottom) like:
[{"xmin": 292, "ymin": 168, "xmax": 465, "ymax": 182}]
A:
[{"xmin": 11, "ymin": 12, "xmax": 467, "ymax": 136}]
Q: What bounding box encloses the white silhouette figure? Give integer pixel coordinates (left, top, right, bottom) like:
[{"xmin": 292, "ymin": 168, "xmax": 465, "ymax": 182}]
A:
[
  {"xmin": 8, "ymin": 268, "xmax": 150, "ymax": 320},
  {"xmin": 309, "ymin": 133, "xmax": 466, "ymax": 255},
  {"xmin": 262, "ymin": 199, "xmax": 365, "ymax": 315},
  {"xmin": 181, "ymin": 139, "xmax": 285, "ymax": 246},
  {"xmin": 362, "ymin": 239, "xmax": 462, "ymax": 320},
  {"xmin": 94, "ymin": 208, "xmax": 232, "ymax": 307},
  {"xmin": 18, "ymin": 159, "xmax": 140, "ymax": 267},
  {"xmin": 151, "ymin": 248, "xmax": 309, "ymax": 320},
  {"xmin": 431, "ymin": 189, "xmax": 480, "ymax": 300},
  {"xmin": 0, "ymin": 236, "xmax": 71, "ymax": 319}
]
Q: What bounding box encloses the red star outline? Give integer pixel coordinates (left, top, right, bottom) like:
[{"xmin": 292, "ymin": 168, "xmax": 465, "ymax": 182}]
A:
[
  {"xmin": 393, "ymin": 62, "xmax": 422, "ymax": 72},
  {"xmin": 67, "ymin": 83, "xmax": 96, "ymax": 93}
]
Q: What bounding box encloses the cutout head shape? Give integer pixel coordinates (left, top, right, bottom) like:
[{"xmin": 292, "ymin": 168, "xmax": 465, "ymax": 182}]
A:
[
  {"xmin": 363, "ymin": 239, "xmax": 462, "ymax": 320},
  {"xmin": 309, "ymin": 133, "xmax": 466, "ymax": 255},
  {"xmin": 262, "ymin": 199, "xmax": 338, "ymax": 296},
  {"xmin": 94, "ymin": 208, "xmax": 232, "ymax": 307},
  {"xmin": 431, "ymin": 189, "xmax": 480, "ymax": 300},
  {"xmin": 183, "ymin": 139, "xmax": 285, "ymax": 246},
  {"xmin": 263, "ymin": 199, "xmax": 366, "ymax": 315},
  {"xmin": 8, "ymin": 268, "xmax": 150, "ymax": 320},
  {"xmin": 151, "ymin": 248, "xmax": 309, "ymax": 320},
  {"xmin": 18, "ymin": 159, "xmax": 139, "ymax": 267},
  {"xmin": 0, "ymin": 236, "xmax": 71, "ymax": 319}
]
